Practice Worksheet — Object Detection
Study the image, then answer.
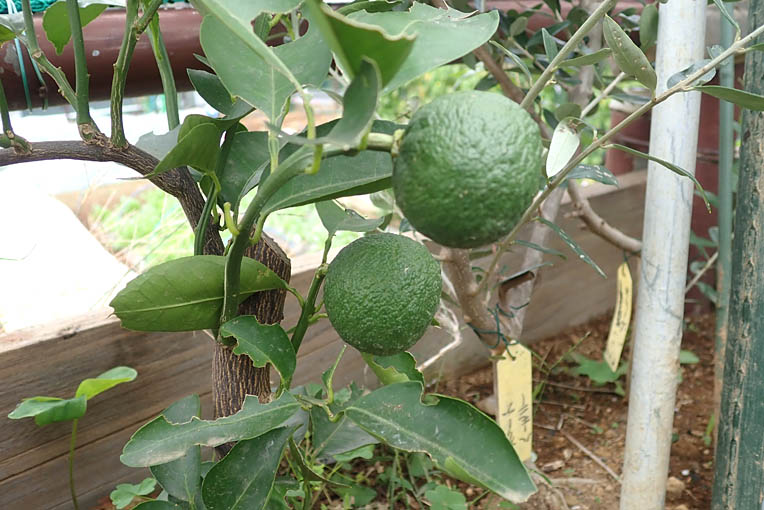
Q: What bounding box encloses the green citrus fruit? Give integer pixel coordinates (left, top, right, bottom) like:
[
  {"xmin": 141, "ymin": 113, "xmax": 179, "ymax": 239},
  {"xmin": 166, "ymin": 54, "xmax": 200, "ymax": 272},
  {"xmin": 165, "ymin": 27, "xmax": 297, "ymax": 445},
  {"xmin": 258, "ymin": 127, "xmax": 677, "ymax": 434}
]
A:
[
  {"xmin": 393, "ymin": 90, "xmax": 542, "ymax": 248},
  {"xmin": 323, "ymin": 233, "xmax": 441, "ymax": 356}
]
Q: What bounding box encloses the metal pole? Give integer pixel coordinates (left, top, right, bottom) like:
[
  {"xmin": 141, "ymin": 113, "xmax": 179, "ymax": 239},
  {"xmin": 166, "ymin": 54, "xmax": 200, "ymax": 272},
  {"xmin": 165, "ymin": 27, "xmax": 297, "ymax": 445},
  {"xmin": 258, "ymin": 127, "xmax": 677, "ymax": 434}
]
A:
[
  {"xmin": 712, "ymin": 0, "xmax": 764, "ymax": 505},
  {"xmin": 619, "ymin": 0, "xmax": 707, "ymax": 508}
]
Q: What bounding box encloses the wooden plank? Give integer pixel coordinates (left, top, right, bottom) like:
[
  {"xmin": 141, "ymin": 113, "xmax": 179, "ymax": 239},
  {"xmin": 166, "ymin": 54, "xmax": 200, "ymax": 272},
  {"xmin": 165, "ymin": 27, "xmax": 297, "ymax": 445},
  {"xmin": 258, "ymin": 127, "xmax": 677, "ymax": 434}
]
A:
[{"xmin": 0, "ymin": 173, "xmax": 645, "ymax": 508}]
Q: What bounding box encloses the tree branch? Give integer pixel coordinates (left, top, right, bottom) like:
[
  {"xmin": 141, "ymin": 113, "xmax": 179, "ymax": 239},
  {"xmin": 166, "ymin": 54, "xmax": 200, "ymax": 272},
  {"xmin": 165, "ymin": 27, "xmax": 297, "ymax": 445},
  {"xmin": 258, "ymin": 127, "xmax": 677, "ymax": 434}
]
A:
[
  {"xmin": 0, "ymin": 140, "xmax": 224, "ymax": 255},
  {"xmin": 472, "ymin": 45, "xmax": 524, "ymax": 104}
]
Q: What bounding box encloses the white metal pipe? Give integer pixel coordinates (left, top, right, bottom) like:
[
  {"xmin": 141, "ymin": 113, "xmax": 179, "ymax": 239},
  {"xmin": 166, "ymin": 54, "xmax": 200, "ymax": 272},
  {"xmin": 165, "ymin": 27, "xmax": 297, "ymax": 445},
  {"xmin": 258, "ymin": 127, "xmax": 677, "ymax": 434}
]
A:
[{"xmin": 619, "ymin": 0, "xmax": 707, "ymax": 508}]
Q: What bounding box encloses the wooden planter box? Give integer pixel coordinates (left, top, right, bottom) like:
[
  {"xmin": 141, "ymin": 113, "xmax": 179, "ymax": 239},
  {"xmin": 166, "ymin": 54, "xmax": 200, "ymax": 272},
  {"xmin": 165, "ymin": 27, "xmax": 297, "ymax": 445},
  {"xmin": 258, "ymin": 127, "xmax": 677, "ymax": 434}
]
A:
[{"xmin": 0, "ymin": 172, "xmax": 645, "ymax": 509}]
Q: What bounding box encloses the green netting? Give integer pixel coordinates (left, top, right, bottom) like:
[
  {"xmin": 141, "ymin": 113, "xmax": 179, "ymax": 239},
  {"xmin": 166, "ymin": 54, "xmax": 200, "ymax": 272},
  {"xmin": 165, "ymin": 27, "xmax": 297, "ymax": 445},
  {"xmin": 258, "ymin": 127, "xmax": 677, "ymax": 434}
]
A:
[{"xmin": 0, "ymin": 0, "xmax": 187, "ymax": 14}]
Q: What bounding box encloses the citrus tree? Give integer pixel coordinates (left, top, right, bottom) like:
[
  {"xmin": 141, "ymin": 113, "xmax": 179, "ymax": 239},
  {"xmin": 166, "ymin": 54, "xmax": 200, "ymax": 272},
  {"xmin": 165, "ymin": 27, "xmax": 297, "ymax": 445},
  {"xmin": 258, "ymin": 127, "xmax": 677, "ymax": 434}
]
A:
[{"xmin": 3, "ymin": 0, "xmax": 764, "ymax": 508}]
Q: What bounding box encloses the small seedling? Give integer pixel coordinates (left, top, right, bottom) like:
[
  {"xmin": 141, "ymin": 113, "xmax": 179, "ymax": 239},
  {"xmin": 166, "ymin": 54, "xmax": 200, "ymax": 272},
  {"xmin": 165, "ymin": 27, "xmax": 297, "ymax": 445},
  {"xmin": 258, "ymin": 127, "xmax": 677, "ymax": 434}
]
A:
[
  {"xmin": 8, "ymin": 366, "xmax": 137, "ymax": 510},
  {"xmin": 568, "ymin": 352, "xmax": 628, "ymax": 396},
  {"xmin": 110, "ymin": 477, "xmax": 157, "ymax": 509}
]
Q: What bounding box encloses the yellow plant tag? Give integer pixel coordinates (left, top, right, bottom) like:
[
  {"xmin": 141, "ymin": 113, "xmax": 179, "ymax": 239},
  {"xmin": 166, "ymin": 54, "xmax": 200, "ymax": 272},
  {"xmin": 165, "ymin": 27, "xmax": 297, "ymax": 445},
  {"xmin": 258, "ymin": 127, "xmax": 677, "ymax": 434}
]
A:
[
  {"xmin": 604, "ymin": 261, "xmax": 633, "ymax": 372},
  {"xmin": 495, "ymin": 342, "xmax": 533, "ymax": 462}
]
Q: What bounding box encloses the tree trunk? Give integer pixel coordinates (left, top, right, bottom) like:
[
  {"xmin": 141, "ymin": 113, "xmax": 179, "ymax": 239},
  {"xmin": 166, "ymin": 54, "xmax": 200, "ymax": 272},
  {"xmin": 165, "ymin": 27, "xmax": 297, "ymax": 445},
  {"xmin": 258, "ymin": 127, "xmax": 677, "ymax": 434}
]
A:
[
  {"xmin": 711, "ymin": 1, "xmax": 764, "ymax": 505},
  {"xmin": 213, "ymin": 233, "xmax": 291, "ymax": 457}
]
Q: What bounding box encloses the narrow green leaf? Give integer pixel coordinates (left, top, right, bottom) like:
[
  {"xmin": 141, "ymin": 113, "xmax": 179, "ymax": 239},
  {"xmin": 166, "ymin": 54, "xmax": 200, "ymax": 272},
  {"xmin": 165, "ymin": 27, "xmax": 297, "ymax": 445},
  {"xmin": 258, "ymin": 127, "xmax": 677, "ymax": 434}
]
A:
[
  {"xmin": 75, "ymin": 366, "xmax": 137, "ymax": 400},
  {"xmin": 639, "ymin": 3, "xmax": 658, "ymax": 50},
  {"xmin": 110, "ymin": 478, "xmax": 157, "ymax": 510},
  {"xmin": 220, "ymin": 316, "xmax": 297, "ymax": 388},
  {"xmin": 608, "ymin": 143, "xmax": 711, "ymax": 210},
  {"xmin": 344, "ymin": 382, "xmax": 536, "ymax": 502},
  {"xmin": 538, "ymin": 218, "xmax": 606, "ymax": 278},
  {"xmin": 187, "ymin": 69, "xmax": 253, "ymax": 118},
  {"xmin": 151, "ymin": 123, "xmax": 222, "ymax": 177},
  {"xmin": 748, "ymin": 42, "xmax": 764, "ymax": 52},
  {"xmin": 361, "ymin": 352, "xmax": 424, "ymax": 385},
  {"xmin": 509, "ymin": 16, "xmax": 528, "ymax": 37},
  {"xmin": 603, "ymin": 15, "xmax": 656, "ymax": 91},
  {"xmin": 541, "ymin": 28, "xmax": 559, "ymax": 62},
  {"xmin": 546, "ymin": 119, "xmax": 579, "ymax": 178},
  {"xmin": 8, "ymin": 396, "xmax": 87, "ymax": 426},
  {"xmin": 514, "ymin": 239, "xmax": 566, "ymax": 259},
  {"xmin": 566, "ymin": 164, "xmax": 618, "ymax": 187},
  {"xmin": 667, "ymin": 59, "xmax": 716, "ymax": 88},
  {"xmin": 202, "ymin": 427, "xmax": 294, "ymax": 510},
  {"xmin": 489, "ymin": 41, "xmax": 532, "ymax": 84},
  {"xmin": 110, "ymin": 255, "xmax": 287, "ymax": 332},
  {"xmin": 121, "ymin": 392, "xmax": 299, "ymax": 467},
  {"xmin": 711, "ymin": 0, "xmax": 740, "ymax": 37},
  {"xmin": 42, "ymin": 1, "xmax": 108, "ymax": 55},
  {"xmin": 562, "ymin": 48, "xmax": 613, "ymax": 67},
  {"xmin": 694, "ymin": 85, "xmax": 764, "ymax": 111},
  {"xmin": 150, "ymin": 395, "xmax": 202, "ymax": 505},
  {"xmin": 316, "ymin": 200, "xmax": 384, "ymax": 237}
]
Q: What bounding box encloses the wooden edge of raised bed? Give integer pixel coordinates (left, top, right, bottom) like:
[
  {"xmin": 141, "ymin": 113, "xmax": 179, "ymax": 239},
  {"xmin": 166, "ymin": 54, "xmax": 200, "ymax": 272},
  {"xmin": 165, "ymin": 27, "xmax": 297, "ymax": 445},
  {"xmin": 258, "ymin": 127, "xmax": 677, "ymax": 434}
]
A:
[{"xmin": 0, "ymin": 171, "xmax": 646, "ymax": 509}]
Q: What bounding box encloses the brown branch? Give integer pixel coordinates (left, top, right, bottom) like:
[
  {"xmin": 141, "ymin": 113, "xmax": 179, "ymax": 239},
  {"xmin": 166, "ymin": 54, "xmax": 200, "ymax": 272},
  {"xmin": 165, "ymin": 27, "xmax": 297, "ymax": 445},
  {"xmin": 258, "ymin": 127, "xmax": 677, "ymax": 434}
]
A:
[
  {"xmin": 0, "ymin": 140, "xmax": 225, "ymax": 255},
  {"xmin": 473, "ymin": 45, "xmax": 524, "ymax": 104},
  {"xmin": 567, "ymin": 180, "xmax": 642, "ymax": 253}
]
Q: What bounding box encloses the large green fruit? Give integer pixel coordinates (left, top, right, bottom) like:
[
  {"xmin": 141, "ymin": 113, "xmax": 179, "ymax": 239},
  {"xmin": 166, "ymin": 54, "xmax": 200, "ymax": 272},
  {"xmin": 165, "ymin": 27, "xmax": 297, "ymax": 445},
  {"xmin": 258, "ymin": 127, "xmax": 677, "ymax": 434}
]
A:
[
  {"xmin": 323, "ymin": 233, "xmax": 441, "ymax": 356},
  {"xmin": 393, "ymin": 90, "xmax": 542, "ymax": 248}
]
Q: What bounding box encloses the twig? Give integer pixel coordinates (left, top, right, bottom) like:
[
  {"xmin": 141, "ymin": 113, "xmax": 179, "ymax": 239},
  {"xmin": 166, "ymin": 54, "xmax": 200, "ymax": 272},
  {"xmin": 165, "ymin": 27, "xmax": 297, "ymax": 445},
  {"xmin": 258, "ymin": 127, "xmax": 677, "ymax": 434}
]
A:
[
  {"xmin": 561, "ymin": 429, "xmax": 622, "ymax": 483},
  {"xmin": 685, "ymin": 251, "xmax": 718, "ymax": 294},
  {"xmin": 65, "ymin": 0, "xmax": 99, "ymax": 139},
  {"xmin": 582, "ymin": 71, "xmax": 627, "ymax": 117},
  {"xmin": 567, "ymin": 180, "xmax": 642, "ymax": 253}
]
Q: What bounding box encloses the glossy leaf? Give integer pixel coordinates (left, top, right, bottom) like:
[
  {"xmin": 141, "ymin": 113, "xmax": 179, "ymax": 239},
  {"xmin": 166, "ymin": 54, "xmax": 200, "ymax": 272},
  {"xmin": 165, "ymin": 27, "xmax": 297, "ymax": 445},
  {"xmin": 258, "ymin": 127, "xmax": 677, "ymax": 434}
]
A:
[
  {"xmin": 666, "ymin": 59, "xmax": 716, "ymax": 88},
  {"xmin": 8, "ymin": 395, "xmax": 86, "ymax": 426},
  {"xmin": 305, "ymin": 0, "xmax": 414, "ymax": 86},
  {"xmin": 202, "ymin": 427, "xmax": 294, "ymax": 510},
  {"xmin": 42, "ymin": 0, "xmax": 112, "ymax": 55},
  {"xmin": 121, "ymin": 392, "xmax": 299, "ymax": 467},
  {"xmin": 541, "ymin": 28, "xmax": 558, "ymax": 62},
  {"xmin": 262, "ymin": 120, "xmax": 397, "ymax": 213},
  {"xmin": 316, "ymin": 200, "xmax": 384, "ymax": 237},
  {"xmin": 350, "ymin": 3, "xmax": 499, "ymax": 92},
  {"xmin": 603, "ymin": 15, "xmax": 656, "ymax": 91},
  {"xmin": 218, "ymin": 130, "xmax": 270, "ymax": 205},
  {"xmin": 361, "ymin": 352, "xmax": 424, "ymax": 385},
  {"xmin": 538, "ymin": 218, "xmax": 606, "ymax": 278},
  {"xmin": 562, "ymin": 48, "xmax": 612, "ymax": 67},
  {"xmin": 489, "ymin": 40, "xmax": 532, "ymax": 84},
  {"xmin": 136, "ymin": 127, "xmax": 180, "ymax": 161},
  {"xmin": 198, "ymin": 2, "xmax": 331, "ymax": 120},
  {"xmin": 311, "ymin": 407, "xmax": 378, "ymax": 459},
  {"xmin": 566, "ymin": 164, "xmax": 618, "ymax": 187},
  {"xmin": 608, "ymin": 143, "xmax": 711, "ymax": 209},
  {"xmin": 110, "ymin": 478, "xmax": 157, "ymax": 510},
  {"xmin": 187, "ymin": 69, "xmax": 253, "ymax": 118},
  {"xmin": 151, "ymin": 123, "xmax": 221, "ymax": 177},
  {"xmin": 337, "ymin": 0, "xmax": 401, "ymax": 15},
  {"xmin": 694, "ymin": 85, "xmax": 764, "ymax": 111},
  {"xmin": 344, "ymin": 382, "xmax": 536, "ymax": 502},
  {"xmin": 150, "ymin": 395, "xmax": 202, "ymax": 505},
  {"xmin": 323, "ymin": 58, "xmax": 381, "ymax": 148},
  {"xmin": 75, "ymin": 366, "xmax": 137, "ymax": 399},
  {"xmin": 639, "ymin": 3, "xmax": 658, "ymax": 50},
  {"xmin": 220, "ymin": 316, "xmax": 297, "ymax": 387},
  {"xmin": 110, "ymin": 255, "xmax": 287, "ymax": 332},
  {"xmin": 546, "ymin": 119, "xmax": 579, "ymax": 178},
  {"xmin": 133, "ymin": 502, "xmax": 183, "ymax": 510}
]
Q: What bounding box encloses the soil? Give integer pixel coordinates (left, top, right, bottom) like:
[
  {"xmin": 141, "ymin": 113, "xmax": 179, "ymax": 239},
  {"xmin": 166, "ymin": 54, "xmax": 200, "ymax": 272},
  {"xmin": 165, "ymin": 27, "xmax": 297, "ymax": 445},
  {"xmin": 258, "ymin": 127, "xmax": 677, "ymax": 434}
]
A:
[{"xmin": 92, "ymin": 312, "xmax": 716, "ymax": 510}]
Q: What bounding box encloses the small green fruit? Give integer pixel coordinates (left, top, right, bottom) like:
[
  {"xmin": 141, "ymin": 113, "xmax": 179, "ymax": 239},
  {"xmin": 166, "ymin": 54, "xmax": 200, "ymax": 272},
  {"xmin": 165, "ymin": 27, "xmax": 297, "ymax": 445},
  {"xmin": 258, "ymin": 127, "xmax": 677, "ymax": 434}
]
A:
[{"xmin": 324, "ymin": 233, "xmax": 441, "ymax": 356}]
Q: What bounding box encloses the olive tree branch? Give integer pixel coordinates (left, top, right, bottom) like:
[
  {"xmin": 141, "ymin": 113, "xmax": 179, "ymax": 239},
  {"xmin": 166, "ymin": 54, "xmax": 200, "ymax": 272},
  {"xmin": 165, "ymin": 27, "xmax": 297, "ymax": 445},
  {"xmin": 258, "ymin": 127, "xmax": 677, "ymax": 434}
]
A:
[
  {"xmin": 581, "ymin": 71, "xmax": 626, "ymax": 117},
  {"xmin": 65, "ymin": 0, "xmax": 101, "ymax": 140},
  {"xmin": 482, "ymin": 21, "xmax": 764, "ymax": 289}
]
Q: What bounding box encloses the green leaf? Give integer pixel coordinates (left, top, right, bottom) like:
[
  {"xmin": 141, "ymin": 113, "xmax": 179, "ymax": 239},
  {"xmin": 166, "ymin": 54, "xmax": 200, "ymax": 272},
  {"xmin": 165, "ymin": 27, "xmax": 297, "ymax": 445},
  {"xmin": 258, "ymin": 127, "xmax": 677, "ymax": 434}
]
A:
[
  {"xmin": 570, "ymin": 352, "xmax": 627, "ymax": 384},
  {"xmin": 541, "ymin": 28, "xmax": 558, "ymax": 62},
  {"xmin": 8, "ymin": 395, "xmax": 87, "ymax": 426},
  {"xmin": 554, "ymin": 103, "xmax": 581, "ymax": 121},
  {"xmin": 220, "ymin": 316, "xmax": 297, "ymax": 388},
  {"xmin": 332, "ymin": 483, "xmax": 376, "ymax": 506},
  {"xmin": 566, "ymin": 164, "xmax": 618, "ymax": 187},
  {"xmin": 110, "ymin": 478, "xmax": 157, "ymax": 510},
  {"xmin": 694, "ymin": 85, "xmax": 764, "ymax": 111},
  {"xmin": 546, "ymin": 119, "xmax": 579, "ymax": 178},
  {"xmin": 425, "ymin": 484, "xmax": 467, "ymax": 510},
  {"xmin": 361, "ymin": 351, "xmax": 424, "ymax": 385},
  {"xmin": 332, "ymin": 443, "xmax": 375, "ymax": 462},
  {"xmin": 350, "ymin": 3, "xmax": 499, "ymax": 92},
  {"xmin": 136, "ymin": 127, "xmax": 180, "ymax": 161},
  {"xmin": 198, "ymin": 2, "xmax": 331, "ymax": 120},
  {"xmin": 344, "ymin": 382, "xmax": 536, "ymax": 503},
  {"xmin": 509, "ymin": 16, "xmax": 528, "ymax": 37},
  {"xmin": 514, "ymin": 239, "xmax": 566, "ymax": 259},
  {"xmin": 667, "ymin": 60, "xmax": 716, "ymax": 88},
  {"xmin": 603, "ymin": 15, "xmax": 656, "ymax": 91},
  {"xmin": 110, "ymin": 255, "xmax": 287, "ymax": 332},
  {"xmin": 42, "ymin": 1, "xmax": 109, "ymax": 55},
  {"xmin": 310, "ymin": 407, "xmax": 379, "ymax": 459},
  {"xmin": 150, "ymin": 395, "xmax": 202, "ymax": 505},
  {"xmin": 748, "ymin": 42, "xmax": 764, "ymax": 52},
  {"xmin": 561, "ymin": 48, "xmax": 612, "ymax": 67},
  {"xmin": 337, "ymin": 0, "xmax": 401, "ymax": 15},
  {"xmin": 187, "ymin": 69, "xmax": 253, "ymax": 118},
  {"xmin": 538, "ymin": 218, "xmax": 606, "ymax": 278},
  {"xmin": 711, "ymin": 0, "xmax": 740, "ymax": 37},
  {"xmin": 75, "ymin": 366, "xmax": 137, "ymax": 400},
  {"xmin": 679, "ymin": 349, "xmax": 700, "ymax": 364},
  {"xmin": 489, "ymin": 41, "xmax": 532, "ymax": 84},
  {"xmin": 218, "ymin": 130, "xmax": 270, "ymax": 205},
  {"xmin": 202, "ymin": 427, "xmax": 294, "ymax": 510},
  {"xmin": 151, "ymin": 123, "xmax": 222, "ymax": 177},
  {"xmin": 304, "ymin": 0, "xmax": 415, "ymax": 87},
  {"xmin": 608, "ymin": 143, "xmax": 711, "ymax": 210},
  {"xmin": 262, "ymin": 120, "xmax": 397, "ymax": 213},
  {"xmin": 639, "ymin": 3, "xmax": 658, "ymax": 50},
  {"xmin": 316, "ymin": 200, "xmax": 384, "ymax": 237},
  {"xmin": 121, "ymin": 392, "xmax": 299, "ymax": 467},
  {"xmin": 133, "ymin": 501, "xmax": 184, "ymax": 510}
]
